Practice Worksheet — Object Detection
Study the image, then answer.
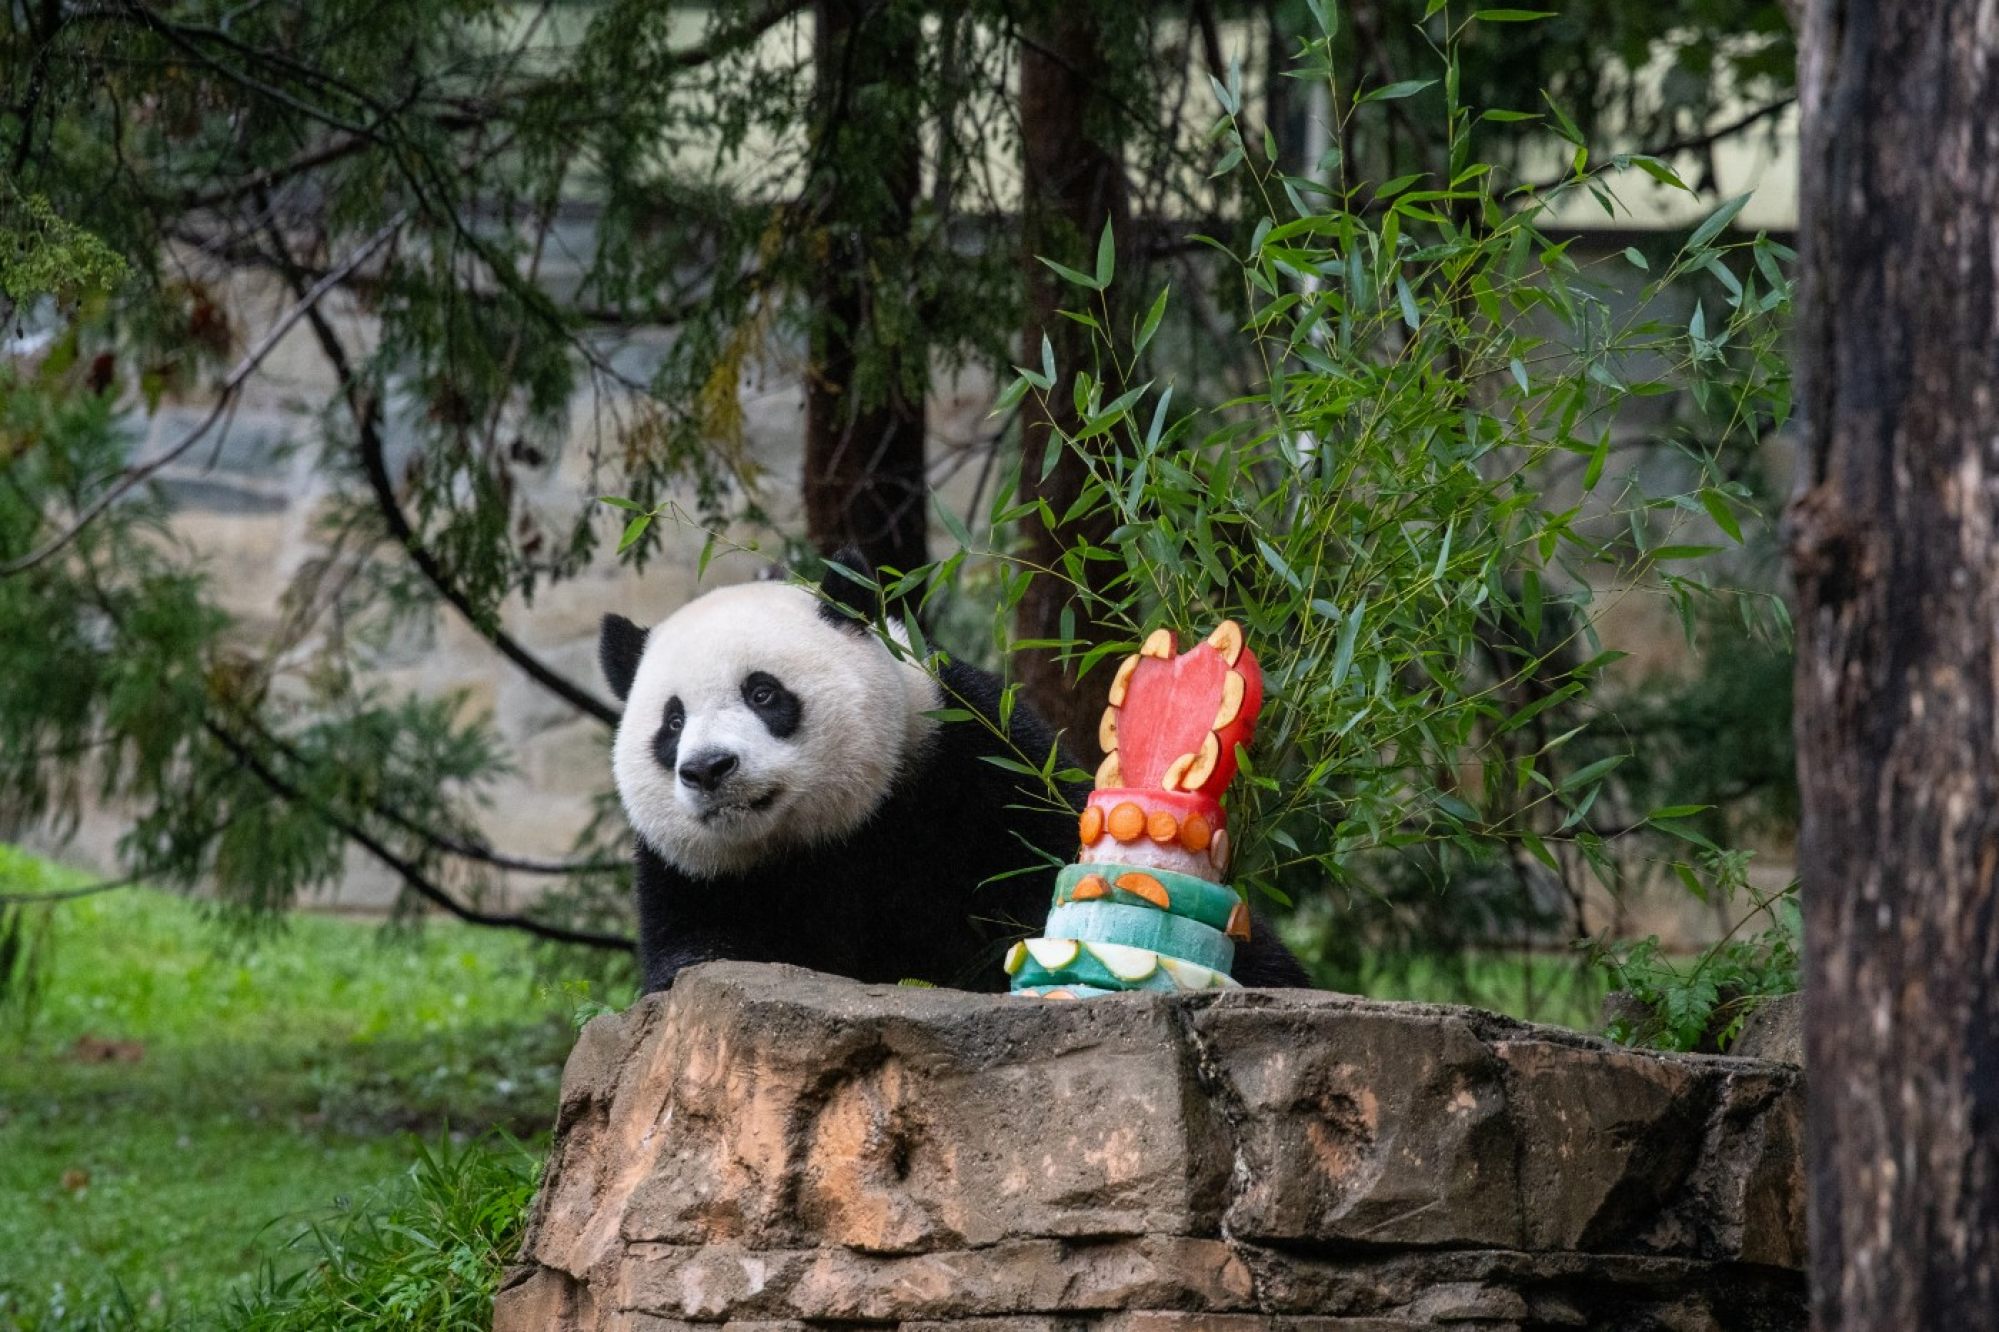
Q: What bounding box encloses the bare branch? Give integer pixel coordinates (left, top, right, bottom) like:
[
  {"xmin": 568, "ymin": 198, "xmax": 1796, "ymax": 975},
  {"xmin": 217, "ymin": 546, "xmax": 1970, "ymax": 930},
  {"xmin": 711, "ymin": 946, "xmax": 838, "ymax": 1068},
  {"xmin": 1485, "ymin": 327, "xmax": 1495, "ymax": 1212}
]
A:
[
  {"xmin": 243, "ymin": 715, "xmax": 624, "ymax": 876},
  {"xmin": 1522, "ymin": 96, "xmax": 1797, "ymax": 197},
  {"xmin": 0, "ymin": 876, "xmax": 138, "ymax": 905}
]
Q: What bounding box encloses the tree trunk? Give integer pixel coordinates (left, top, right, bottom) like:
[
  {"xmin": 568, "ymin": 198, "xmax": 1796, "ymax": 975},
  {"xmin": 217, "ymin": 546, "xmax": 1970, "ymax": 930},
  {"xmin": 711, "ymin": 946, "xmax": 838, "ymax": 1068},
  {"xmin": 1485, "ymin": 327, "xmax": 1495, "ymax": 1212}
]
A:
[
  {"xmin": 803, "ymin": 0, "xmax": 928, "ymax": 575},
  {"xmin": 1788, "ymin": 2, "xmax": 1999, "ymax": 1326},
  {"xmin": 1016, "ymin": 4, "xmax": 1130, "ymax": 765}
]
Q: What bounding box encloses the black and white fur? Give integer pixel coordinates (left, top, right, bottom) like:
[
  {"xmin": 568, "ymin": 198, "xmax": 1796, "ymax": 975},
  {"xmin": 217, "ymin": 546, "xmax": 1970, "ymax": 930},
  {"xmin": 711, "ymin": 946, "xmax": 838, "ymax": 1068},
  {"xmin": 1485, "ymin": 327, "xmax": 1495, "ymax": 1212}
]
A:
[{"xmin": 600, "ymin": 554, "xmax": 1310, "ymax": 994}]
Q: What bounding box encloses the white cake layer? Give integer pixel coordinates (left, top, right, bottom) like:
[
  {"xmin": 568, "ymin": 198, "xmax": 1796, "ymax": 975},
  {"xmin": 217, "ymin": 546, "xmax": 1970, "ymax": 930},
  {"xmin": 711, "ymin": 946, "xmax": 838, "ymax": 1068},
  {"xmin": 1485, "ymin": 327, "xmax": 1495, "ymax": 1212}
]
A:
[{"xmin": 1077, "ymin": 836, "xmax": 1223, "ymax": 882}]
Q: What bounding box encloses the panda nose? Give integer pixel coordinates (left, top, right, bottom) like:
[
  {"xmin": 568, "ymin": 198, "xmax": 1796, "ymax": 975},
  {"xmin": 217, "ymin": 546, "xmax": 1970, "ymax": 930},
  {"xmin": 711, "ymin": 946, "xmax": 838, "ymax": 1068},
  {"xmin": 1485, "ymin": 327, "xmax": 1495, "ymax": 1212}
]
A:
[{"xmin": 677, "ymin": 748, "xmax": 739, "ymax": 794}]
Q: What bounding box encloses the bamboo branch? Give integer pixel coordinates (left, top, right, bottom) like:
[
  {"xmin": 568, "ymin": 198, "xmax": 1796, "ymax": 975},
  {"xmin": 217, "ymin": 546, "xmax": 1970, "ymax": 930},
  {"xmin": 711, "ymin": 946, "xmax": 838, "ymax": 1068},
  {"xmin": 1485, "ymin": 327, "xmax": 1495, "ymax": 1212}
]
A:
[{"xmin": 1522, "ymin": 96, "xmax": 1797, "ymax": 197}]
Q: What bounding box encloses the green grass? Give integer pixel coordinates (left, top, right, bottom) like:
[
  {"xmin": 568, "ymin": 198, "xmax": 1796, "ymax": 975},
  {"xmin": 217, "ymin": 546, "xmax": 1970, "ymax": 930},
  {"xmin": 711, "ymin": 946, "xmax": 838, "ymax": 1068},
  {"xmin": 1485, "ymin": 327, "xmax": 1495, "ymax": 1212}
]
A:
[
  {"xmin": 1346, "ymin": 948, "xmax": 1607, "ymax": 1031},
  {"xmin": 0, "ymin": 846, "xmax": 605, "ymax": 1324}
]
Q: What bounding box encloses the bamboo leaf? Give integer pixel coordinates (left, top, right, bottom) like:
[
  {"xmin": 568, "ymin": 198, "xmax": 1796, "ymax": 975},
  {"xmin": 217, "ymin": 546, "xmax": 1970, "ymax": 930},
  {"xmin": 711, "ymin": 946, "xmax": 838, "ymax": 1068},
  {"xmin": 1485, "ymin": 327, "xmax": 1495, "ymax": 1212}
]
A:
[
  {"xmin": 933, "ymin": 493, "xmax": 974, "ymax": 551},
  {"xmin": 1039, "ymin": 257, "xmax": 1103, "ymax": 291},
  {"xmin": 1699, "ymin": 487, "xmax": 1744, "ymax": 543},
  {"xmin": 1361, "ymin": 79, "xmax": 1437, "ymax": 104},
  {"xmin": 1135, "ymin": 285, "xmax": 1169, "ymax": 355},
  {"xmin": 1688, "ymin": 193, "xmax": 1750, "ymax": 251},
  {"xmin": 1331, "ymin": 599, "xmax": 1367, "ymax": 687},
  {"xmin": 1558, "ymin": 754, "xmax": 1627, "ymax": 794}
]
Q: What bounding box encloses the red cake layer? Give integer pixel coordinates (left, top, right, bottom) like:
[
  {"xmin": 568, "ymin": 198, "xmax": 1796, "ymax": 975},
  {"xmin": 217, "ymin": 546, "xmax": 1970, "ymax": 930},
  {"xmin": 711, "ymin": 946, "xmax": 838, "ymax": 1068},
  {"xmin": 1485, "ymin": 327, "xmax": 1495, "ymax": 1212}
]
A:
[
  {"xmin": 1078, "ymin": 786, "xmax": 1232, "ymax": 878},
  {"xmin": 1095, "ymin": 623, "xmax": 1263, "ymax": 800}
]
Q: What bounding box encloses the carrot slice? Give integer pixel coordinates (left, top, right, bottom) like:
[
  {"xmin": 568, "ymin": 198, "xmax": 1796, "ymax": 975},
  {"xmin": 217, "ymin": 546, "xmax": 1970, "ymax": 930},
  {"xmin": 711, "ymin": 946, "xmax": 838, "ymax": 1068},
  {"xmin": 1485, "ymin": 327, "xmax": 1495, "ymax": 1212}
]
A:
[
  {"xmin": 1226, "ymin": 899, "xmax": 1252, "ymax": 942},
  {"xmin": 1115, "ymin": 871, "xmax": 1171, "ymax": 910},
  {"xmin": 1107, "ymin": 801, "xmax": 1146, "ymax": 842},
  {"xmin": 1180, "ymin": 813, "xmax": 1212, "ymax": 852}
]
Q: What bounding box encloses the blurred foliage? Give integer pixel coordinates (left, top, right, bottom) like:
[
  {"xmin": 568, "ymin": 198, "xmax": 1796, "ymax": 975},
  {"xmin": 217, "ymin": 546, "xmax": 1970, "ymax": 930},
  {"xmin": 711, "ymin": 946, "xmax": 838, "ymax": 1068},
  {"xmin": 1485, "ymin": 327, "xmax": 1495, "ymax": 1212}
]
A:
[
  {"xmin": 0, "ymin": 187, "xmax": 126, "ymax": 312},
  {"xmin": 0, "ymin": 1137, "xmax": 537, "ymax": 1332}
]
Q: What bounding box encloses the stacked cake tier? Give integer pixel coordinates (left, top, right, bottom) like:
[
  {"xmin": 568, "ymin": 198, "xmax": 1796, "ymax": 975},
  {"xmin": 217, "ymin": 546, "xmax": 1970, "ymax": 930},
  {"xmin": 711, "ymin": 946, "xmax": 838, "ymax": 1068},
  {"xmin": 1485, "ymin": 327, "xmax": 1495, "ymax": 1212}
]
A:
[
  {"xmin": 1076, "ymin": 787, "xmax": 1231, "ymax": 880},
  {"xmin": 1008, "ymin": 621, "xmax": 1263, "ymax": 1000}
]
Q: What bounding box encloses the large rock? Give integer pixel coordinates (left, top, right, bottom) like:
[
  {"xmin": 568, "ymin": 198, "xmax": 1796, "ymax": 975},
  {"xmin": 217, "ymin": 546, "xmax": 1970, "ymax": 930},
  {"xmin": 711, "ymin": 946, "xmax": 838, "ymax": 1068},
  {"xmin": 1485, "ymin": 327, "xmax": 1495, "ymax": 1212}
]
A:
[{"xmin": 497, "ymin": 964, "xmax": 1805, "ymax": 1331}]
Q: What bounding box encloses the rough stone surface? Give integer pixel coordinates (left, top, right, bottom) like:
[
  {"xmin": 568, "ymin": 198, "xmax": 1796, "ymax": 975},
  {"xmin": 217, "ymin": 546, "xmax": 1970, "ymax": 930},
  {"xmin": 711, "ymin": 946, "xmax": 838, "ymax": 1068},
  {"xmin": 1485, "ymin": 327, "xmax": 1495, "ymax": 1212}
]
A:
[
  {"xmin": 1730, "ymin": 994, "xmax": 1803, "ymax": 1067},
  {"xmin": 498, "ymin": 964, "xmax": 1806, "ymax": 1331}
]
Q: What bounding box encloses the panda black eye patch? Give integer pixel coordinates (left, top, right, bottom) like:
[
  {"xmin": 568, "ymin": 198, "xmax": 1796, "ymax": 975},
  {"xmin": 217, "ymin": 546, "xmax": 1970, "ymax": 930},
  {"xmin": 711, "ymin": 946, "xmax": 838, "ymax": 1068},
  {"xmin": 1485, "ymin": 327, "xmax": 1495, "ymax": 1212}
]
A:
[
  {"xmin": 653, "ymin": 696, "xmax": 685, "ymax": 772},
  {"xmin": 741, "ymin": 671, "xmax": 801, "ymax": 739}
]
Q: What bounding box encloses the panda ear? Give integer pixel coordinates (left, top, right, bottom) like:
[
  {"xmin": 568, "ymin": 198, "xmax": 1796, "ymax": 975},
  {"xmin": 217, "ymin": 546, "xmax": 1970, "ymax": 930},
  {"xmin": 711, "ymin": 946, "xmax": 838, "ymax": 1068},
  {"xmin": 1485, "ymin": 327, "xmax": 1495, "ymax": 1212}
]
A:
[
  {"xmin": 599, "ymin": 614, "xmax": 649, "ymax": 701},
  {"xmin": 816, "ymin": 546, "xmax": 878, "ymax": 634}
]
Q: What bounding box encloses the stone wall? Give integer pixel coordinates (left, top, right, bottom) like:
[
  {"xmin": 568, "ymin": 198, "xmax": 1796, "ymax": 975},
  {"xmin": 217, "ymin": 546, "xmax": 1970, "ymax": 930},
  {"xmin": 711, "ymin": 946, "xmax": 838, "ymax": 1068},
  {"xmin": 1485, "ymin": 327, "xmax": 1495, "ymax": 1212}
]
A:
[{"xmin": 496, "ymin": 965, "xmax": 1806, "ymax": 1331}]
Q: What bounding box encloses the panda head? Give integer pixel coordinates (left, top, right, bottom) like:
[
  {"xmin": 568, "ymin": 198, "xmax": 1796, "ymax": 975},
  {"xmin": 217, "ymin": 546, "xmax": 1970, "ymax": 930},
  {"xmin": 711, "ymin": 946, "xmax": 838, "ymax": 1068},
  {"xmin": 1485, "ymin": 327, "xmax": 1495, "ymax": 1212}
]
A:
[{"xmin": 600, "ymin": 553, "xmax": 938, "ymax": 878}]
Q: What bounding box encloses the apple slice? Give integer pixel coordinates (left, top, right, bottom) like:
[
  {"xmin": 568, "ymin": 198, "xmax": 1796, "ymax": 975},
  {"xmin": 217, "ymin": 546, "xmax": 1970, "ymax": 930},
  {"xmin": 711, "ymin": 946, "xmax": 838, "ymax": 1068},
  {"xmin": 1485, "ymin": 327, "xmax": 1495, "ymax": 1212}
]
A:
[
  {"xmin": 1108, "ymin": 654, "xmax": 1141, "ymax": 705},
  {"xmin": 1026, "ymin": 937, "xmax": 1082, "ymax": 970},
  {"xmin": 1089, "ymin": 940, "xmax": 1162, "ymax": 982}
]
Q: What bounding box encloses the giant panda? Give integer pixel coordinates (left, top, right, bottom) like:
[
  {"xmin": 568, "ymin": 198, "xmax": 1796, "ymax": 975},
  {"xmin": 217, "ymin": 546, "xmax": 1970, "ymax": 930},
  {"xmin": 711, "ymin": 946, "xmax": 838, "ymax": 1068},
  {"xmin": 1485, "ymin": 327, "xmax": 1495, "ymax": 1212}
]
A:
[{"xmin": 598, "ymin": 552, "xmax": 1310, "ymax": 993}]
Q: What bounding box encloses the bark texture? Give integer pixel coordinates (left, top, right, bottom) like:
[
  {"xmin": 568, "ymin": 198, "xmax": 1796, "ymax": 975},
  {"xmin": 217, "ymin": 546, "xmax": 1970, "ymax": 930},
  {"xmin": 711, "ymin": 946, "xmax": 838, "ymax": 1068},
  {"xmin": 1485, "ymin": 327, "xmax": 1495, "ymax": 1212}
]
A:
[
  {"xmin": 803, "ymin": 0, "xmax": 929, "ymax": 575},
  {"xmin": 1789, "ymin": 2, "xmax": 1999, "ymax": 1326},
  {"xmin": 1016, "ymin": 4, "xmax": 1129, "ymax": 764}
]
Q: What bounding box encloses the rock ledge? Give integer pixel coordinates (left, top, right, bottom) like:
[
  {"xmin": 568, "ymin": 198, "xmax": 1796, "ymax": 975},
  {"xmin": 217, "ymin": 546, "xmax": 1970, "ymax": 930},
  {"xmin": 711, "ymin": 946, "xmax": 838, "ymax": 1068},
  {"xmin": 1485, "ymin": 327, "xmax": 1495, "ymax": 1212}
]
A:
[{"xmin": 497, "ymin": 963, "xmax": 1804, "ymax": 1331}]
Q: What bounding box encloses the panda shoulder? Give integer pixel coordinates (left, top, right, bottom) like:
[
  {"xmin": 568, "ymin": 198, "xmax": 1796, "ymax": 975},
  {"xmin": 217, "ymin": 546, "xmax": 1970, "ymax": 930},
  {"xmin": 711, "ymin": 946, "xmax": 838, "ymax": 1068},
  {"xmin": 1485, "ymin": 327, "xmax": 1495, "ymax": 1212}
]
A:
[
  {"xmin": 936, "ymin": 658, "xmax": 1067, "ymax": 750},
  {"xmin": 931, "ymin": 657, "xmax": 994, "ymax": 711}
]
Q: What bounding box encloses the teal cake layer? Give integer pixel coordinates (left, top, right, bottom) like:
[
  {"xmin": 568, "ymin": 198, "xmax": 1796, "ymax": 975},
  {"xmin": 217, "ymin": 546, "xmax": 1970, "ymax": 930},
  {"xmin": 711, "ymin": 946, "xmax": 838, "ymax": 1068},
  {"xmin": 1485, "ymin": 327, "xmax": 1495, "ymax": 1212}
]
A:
[
  {"xmin": 1004, "ymin": 936, "xmax": 1239, "ymax": 994},
  {"xmin": 1052, "ymin": 862, "xmax": 1244, "ymax": 936},
  {"xmin": 1010, "ymin": 984, "xmax": 1123, "ymax": 999},
  {"xmin": 1043, "ymin": 900, "xmax": 1235, "ymax": 974}
]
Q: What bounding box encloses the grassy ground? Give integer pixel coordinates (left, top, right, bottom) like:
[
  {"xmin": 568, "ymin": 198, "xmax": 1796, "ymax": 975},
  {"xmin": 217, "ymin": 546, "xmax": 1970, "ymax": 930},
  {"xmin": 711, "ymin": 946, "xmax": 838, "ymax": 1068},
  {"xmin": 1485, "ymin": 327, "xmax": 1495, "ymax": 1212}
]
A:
[
  {"xmin": 0, "ymin": 843, "xmax": 1602, "ymax": 1327},
  {"xmin": 0, "ymin": 846, "xmax": 605, "ymax": 1323}
]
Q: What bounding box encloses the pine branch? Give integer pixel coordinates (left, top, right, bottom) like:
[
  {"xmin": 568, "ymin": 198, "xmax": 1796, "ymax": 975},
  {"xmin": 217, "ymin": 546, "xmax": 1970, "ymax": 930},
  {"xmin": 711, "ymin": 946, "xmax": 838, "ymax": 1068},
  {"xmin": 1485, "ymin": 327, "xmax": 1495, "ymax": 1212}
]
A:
[
  {"xmin": 254, "ymin": 215, "xmax": 623, "ymax": 728},
  {"xmin": 0, "ymin": 213, "xmax": 408, "ymax": 578},
  {"xmin": 203, "ymin": 720, "xmax": 635, "ymax": 952}
]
